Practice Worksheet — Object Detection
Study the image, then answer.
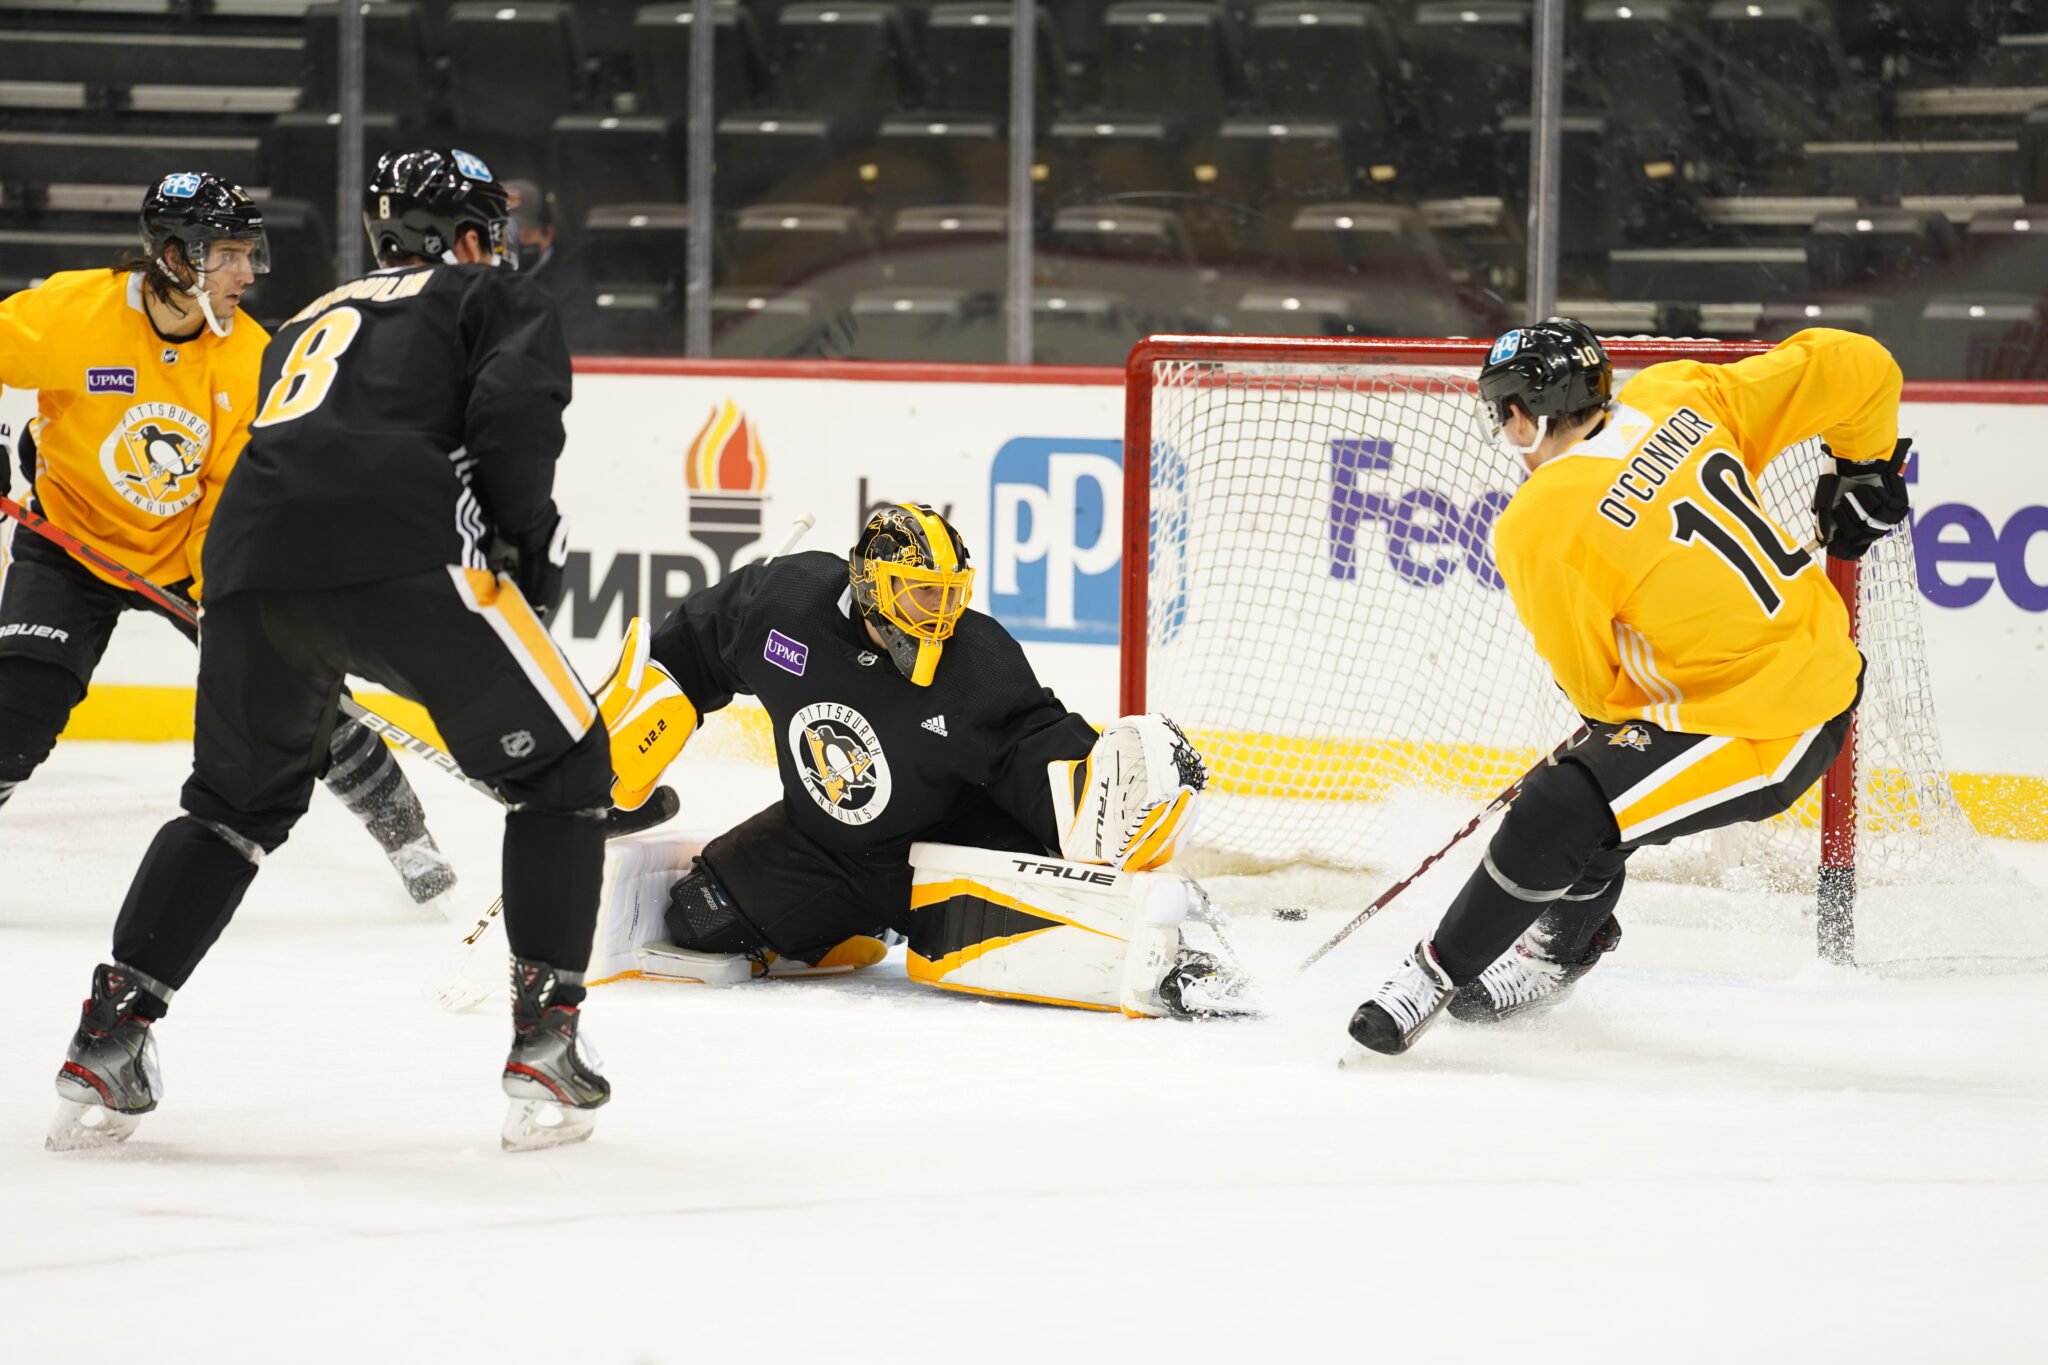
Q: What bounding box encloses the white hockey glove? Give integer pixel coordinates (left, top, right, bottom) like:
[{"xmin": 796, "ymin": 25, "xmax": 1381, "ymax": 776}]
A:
[
  {"xmin": 1050, "ymin": 714, "xmax": 1207, "ymax": 872},
  {"xmin": 595, "ymin": 616, "xmax": 699, "ymax": 811}
]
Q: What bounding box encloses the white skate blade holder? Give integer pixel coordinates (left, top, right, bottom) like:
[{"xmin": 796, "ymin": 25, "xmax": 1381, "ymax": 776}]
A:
[
  {"xmin": 47, "ymin": 1098, "xmax": 143, "ymax": 1152},
  {"xmin": 501, "ymin": 1097, "xmax": 598, "ymax": 1152}
]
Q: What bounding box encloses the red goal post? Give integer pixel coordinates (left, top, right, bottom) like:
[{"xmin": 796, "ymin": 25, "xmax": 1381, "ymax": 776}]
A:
[{"xmin": 1118, "ymin": 334, "xmax": 1882, "ymax": 960}]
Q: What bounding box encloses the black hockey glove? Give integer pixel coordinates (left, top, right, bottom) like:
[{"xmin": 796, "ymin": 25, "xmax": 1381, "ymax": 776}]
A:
[
  {"xmin": 1812, "ymin": 438, "xmax": 1910, "ymax": 561},
  {"xmin": 489, "ymin": 510, "xmax": 570, "ymax": 622}
]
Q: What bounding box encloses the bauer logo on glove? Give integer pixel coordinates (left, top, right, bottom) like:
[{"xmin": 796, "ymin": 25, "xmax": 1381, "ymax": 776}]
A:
[{"xmin": 1050, "ymin": 714, "xmax": 1207, "ymax": 872}]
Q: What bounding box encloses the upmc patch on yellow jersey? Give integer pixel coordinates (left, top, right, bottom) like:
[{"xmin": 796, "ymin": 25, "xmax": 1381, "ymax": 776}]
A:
[
  {"xmin": 1492, "ymin": 328, "xmax": 1902, "ymax": 740},
  {"xmin": 0, "ymin": 269, "xmax": 267, "ymax": 594}
]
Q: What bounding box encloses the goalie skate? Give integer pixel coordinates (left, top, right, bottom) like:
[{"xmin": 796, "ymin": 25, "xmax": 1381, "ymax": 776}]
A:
[
  {"xmin": 48, "ymin": 964, "xmax": 165, "ymax": 1152},
  {"xmin": 501, "ymin": 958, "xmax": 609, "ymax": 1153}
]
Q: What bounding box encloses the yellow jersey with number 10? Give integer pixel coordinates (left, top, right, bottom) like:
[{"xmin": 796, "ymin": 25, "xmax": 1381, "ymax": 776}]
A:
[
  {"xmin": 0, "ymin": 268, "xmax": 268, "ymax": 597},
  {"xmin": 1490, "ymin": 328, "xmax": 1902, "ymax": 740}
]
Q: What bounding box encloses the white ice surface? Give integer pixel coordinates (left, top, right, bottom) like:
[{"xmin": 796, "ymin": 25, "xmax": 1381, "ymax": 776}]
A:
[{"xmin": 3, "ymin": 742, "xmax": 2046, "ymax": 1364}]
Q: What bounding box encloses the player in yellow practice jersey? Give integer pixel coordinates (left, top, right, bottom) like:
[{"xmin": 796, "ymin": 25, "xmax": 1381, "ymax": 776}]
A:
[
  {"xmin": 0, "ymin": 173, "xmax": 456, "ymax": 906},
  {"xmin": 1348, "ymin": 319, "xmax": 1911, "ymax": 1057}
]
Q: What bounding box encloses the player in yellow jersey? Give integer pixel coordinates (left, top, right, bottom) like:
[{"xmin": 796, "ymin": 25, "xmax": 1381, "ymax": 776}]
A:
[
  {"xmin": 0, "ymin": 173, "xmax": 456, "ymax": 906},
  {"xmin": 1348, "ymin": 319, "xmax": 1911, "ymax": 1056}
]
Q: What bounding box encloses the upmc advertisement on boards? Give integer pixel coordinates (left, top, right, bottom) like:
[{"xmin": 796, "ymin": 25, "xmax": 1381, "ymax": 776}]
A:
[{"xmin": 7, "ymin": 366, "xmax": 2044, "ymax": 821}]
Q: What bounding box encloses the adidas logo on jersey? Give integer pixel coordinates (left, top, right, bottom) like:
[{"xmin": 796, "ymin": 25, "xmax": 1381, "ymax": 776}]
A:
[{"xmin": 921, "ymin": 715, "xmax": 949, "ymax": 737}]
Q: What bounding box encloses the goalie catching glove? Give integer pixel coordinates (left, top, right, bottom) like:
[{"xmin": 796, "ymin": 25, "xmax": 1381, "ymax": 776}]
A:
[
  {"xmin": 595, "ymin": 615, "xmax": 699, "ymax": 811},
  {"xmin": 1812, "ymin": 437, "xmax": 1910, "ymax": 561},
  {"xmin": 1051, "ymin": 714, "xmax": 1207, "ymax": 872}
]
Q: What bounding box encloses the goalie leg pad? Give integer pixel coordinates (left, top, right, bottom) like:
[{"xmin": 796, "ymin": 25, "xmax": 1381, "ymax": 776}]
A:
[
  {"xmin": 595, "ymin": 616, "xmax": 700, "ymax": 812},
  {"xmin": 905, "ymin": 842, "xmax": 1221, "ymax": 1017}
]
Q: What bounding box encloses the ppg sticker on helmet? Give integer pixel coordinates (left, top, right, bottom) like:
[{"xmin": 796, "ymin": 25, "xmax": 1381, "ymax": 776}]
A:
[
  {"xmin": 159, "ymin": 172, "xmax": 203, "ymax": 199},
  {"xmin": 789, "ymin": 702, "xmax": 892, "ymax": 825},
  {"xmin": 1487, "ymin": 330, "xmax": 1523, "ymax": 365},
  {"xmin": 453, "ymin": 150, "xmax": 494, "ymax": 182}
]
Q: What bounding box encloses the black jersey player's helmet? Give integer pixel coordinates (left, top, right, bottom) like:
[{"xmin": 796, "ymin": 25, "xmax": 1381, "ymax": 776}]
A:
[
  {"xmin": 1476, "ymin": 317, "xmax": 1612, "ymax": 431},
  {"xmin": 850, "ymin": 503, "xmax": 975, "ymax": 687},
  {"xmin": 362, "ymin": 148, "xmax": 514, "ymax": 269}
]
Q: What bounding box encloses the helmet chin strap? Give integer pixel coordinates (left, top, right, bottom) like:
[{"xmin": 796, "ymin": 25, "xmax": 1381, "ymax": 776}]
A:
[
  {"xmin": 156, "ymin": 253, "xmax": 233, "ymax": 338},
  {"xmin": 1495, "ymin": 414, "xmax": 1548, "ymax": 464}
]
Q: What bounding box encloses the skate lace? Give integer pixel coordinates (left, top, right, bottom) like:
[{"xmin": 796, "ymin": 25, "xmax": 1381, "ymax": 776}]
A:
[
  {"xmin": 1370, "ymin": 953, "xmax": 1448, "ymax": 1031},
  {"xmin": 1478, "ymin": 945, "xmax": 1567, "ymax": 1008}
]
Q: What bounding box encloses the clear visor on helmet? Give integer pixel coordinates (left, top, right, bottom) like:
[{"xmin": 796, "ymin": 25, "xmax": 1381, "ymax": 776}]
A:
[
  {"xmin": 870, "ymin": 559, "xmax": 974, "ymax": 641},
  {"xmin": 189, "ymin": 232, "xmax": 271, "ymax": 276}
]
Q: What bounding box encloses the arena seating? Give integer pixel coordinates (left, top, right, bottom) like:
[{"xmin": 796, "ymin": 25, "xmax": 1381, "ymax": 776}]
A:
[{"xmin": 3, "ymin": 0, "xmax": 2048, "ymax": 368}]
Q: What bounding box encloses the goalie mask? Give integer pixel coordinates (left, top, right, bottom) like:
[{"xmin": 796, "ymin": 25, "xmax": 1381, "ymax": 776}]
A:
[
  {"xmin": 1477, "ymin": 317, "xmax": 1611, "ymax": 461},
  {"xmin": 362, "ymin": 148, "xmax": 514, "ymax": 269},
  {"xmin": 849, "ymin": 503, "xmax": 974, "ymax": 687}
]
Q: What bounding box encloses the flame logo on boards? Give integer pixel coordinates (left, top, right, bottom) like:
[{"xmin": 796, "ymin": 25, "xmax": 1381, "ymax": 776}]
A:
[
  {"xmin": 685, "ymin": 399, "xmax": 769, "ymax": 493},
  {"xmin": 684, "ymin": 399, "xmax": 773, "ymax": 582}
]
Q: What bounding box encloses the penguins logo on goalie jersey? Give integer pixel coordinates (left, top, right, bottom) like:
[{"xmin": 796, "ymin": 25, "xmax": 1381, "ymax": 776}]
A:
[
  {"xmin": 1491, "ymin": 328, "xmax": 1901, "ymax": 741},
  {"xmin": 790, "ymin": 702, "xmax": 891, "ymax": 824}
]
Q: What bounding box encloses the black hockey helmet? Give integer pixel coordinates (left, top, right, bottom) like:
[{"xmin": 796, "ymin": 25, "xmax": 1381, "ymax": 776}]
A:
[
  {"xmin": 140, "ymin": 172, "xmax": 270, "ymax": 277},
  {"xmin": 362, "ymin": 148, "xmax": 513, "ymax": 268},
  {"xmin": 850, "ymin": 503, "xmax": 975, "ymax": 687},
  {"xmin": 1476, "ymin": 317, "xmax": 1612, "ymax": 428}
]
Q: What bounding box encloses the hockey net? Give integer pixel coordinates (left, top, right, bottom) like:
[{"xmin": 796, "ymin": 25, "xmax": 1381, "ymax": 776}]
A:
[{"xmin": 1122, "ymin": 336, "xmax": 2043, "ymax": 971}]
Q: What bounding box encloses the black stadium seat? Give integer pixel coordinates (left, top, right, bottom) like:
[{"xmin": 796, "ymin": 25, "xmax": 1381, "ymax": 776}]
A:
[
  {"xmin": 1042, "ymin": 115, "xmax": 1183, "ymax": 203},
  {"xmin": 776, "ymin": 3, "xmax": 925, "ymax": 122},
  {"xmin": 1032, "ymin": 287, "xmax": 1141, "ymax": 366},
  {"xmin": 1581, "ymin": 1, "xmax": 1730, "ymax": 160},
  {"xmin": 1915, "ymin": 294, "xmax": 2048, "ymax": 380},
  {"xmin": 923, "ymin": 3, "xmax": 1063, "ymax": 121},
  {"xmin": 582, "ymin": 202, "xmax": 692, "ymax": 290},
  {"xmin": 1964, "ymin": 206, "xmax": 2048, "ymax": 295},
  {"xmin": 883, "ymin": 202, "xmax": 1008, "ymax": 289},
  {"xmin": 0, "ymin": 129, "xmax": 265, "ymax": 190},
  {"xmin": 303, "ymin": 3, "xmax": 434, "ymax": 123},
  {"xmin": 1245, "ymin": 1, "xmax": 1402, "ymax": 132},
  {"xmin": 1100, "ymin": 2, "xmax": 1244, "ymax": 137},
  {"xmin": 1806, "ymin": 207, "xmax": 1960, "ymax": 291},
  {"xmin": 712, "ymin": 286, "xmax": 829, "ymax": 357},
  {"xmin": 634, "ymin": 2, "xmax": 777, "ymax": 115},
  {"xmin": 726, "ymin": 202, "xmax": 878, "ymax": 293},
  {"xmin": 263, "ymin": 109, "xmax": 412, "ymax": 209},
  {"xmin": 549, "ymin": 115, "xmax": 685, "ymax": 229},
  {"xmin": 446, "ymin": 2, "xmax": 585, "ymax": 140},
  {"xmin": 1703, "ymin": 0, "xmax": 1866, "ymax": 162},
  {"xmin": 714, "ymin": 113, "xmax": 855, "ymax": 208},
  {"xmin": 849, "ymin": 286, "xmax": 1004, "ymax": 363},
  {"xmin": 868, "ymin": 115, "xmax": 1009, "ymax": 215}
]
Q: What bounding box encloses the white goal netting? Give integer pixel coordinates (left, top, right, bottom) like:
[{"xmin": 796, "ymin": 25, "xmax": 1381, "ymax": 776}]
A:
[{"xmin": 1137, "ymin": 344, "xmax": 2044, "ymax": 970}]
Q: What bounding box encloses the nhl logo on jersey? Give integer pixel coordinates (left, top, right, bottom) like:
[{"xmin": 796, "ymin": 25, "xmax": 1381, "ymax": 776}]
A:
[
  {"xmin": 98, "ymin": 402, "xmax": 211, "ymax": 517},
  {"xmin": 789, "ymin": 702, "xmax": 892, "ymax": 825},
  {"xmin": 1608, "ymin": 723, "xmax": 1653, "ymax": 751}
]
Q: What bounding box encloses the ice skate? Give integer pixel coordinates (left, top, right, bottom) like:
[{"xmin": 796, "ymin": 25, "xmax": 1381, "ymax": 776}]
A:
[
  {"xmin": 48, "ymin": 963, "xmax": 166, "ymax": 1152},
  {"xmin": 1448, "ymin": 914, "xmax": 1622, "ymax": 1024},
  {"xmin": 1346, "ymin": 940, "xmax": 1454, "ymax": 1057},
  {"xmin": 501, "ymin": 957, "xmax": 609, "ymax": 1152}
]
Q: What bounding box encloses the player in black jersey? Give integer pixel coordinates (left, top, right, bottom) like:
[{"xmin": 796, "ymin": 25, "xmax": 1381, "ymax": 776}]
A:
[
  {"xmin": 588, "ymin": 504, "xmax": 1239, "ymax": 1016},
  {"xmin": 46, "ymin": 149, "xmax": 614, "ymax": 1154}
]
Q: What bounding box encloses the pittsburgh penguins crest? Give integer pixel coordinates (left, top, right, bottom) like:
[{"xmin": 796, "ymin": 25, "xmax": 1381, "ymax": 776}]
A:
[
  {"xmin": 788, "ymin": 701, "xmax": 892, "ymax": 825},
  {"xmin": 1608, "ymin": 722, "xmax": 1653, "ymax": 752},
  {"xmin": 99, "ymin": 401, "xmax": 211, "ymax": 516}
]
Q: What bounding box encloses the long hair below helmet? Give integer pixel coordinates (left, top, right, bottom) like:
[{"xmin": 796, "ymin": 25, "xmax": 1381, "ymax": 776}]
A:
[{"xmin": 849, "ymin": 503, "xmax": 975, "ymax": 687}]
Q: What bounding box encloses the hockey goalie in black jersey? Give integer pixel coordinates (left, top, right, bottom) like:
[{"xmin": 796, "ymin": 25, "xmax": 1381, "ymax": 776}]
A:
[
  {"xmin": 46, "ymin": 149, "xmax": 614, "ymax": 1154},
  {"xmin": 588, "ymin": 502, "xmax": 1251, "ymax": 1018}
]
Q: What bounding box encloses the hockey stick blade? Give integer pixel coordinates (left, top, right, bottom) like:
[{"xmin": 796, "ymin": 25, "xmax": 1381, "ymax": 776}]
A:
[{"xmin": 1297, "ymin": 730, "xmax": 1585, "ymax": 973}]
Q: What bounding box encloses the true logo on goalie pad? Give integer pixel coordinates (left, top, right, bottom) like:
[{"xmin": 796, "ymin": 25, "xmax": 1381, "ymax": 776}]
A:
[{"xmin": 789, "ymin": 702, "xmax": 892, "ymax": 824}]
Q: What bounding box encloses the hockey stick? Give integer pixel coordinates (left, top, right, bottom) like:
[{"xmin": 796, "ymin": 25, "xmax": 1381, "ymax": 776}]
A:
[
  {"xmin": 1297, "ymin": 729, "xmax": 1587, "ymax": 973},
  {"xmin": 433, "ymin": 511, "xmax": 818, "ymax": 1010},
  {"xmin": 0, "ymin": 494, "xmax": 507, "ymax": 803}
]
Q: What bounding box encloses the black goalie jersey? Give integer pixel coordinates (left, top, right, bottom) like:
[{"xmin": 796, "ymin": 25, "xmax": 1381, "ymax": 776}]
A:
[
  {"xmin": 649, "ymin": 550, "xmax": 1099, "ymax": 857},
  {"xmin": 201, "ymin": 263, "xmax": 570, "ymax": 595}
]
